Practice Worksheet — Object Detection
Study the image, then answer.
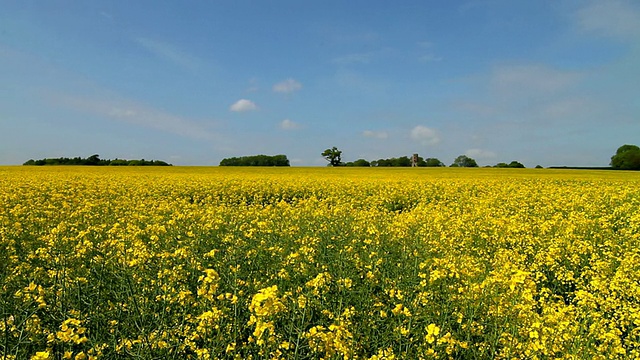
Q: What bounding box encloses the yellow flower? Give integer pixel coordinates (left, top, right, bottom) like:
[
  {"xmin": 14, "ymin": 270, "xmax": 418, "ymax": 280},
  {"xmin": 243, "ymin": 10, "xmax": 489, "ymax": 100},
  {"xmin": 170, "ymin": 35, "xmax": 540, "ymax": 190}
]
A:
[
  {"xmin": 31, "ymin": 352, "xmax": 51, "ymax": 360},
  {"xmin": 426, "ymin": 323, "xmax": 440, "ymax": 344},
  {"xmin": 297, "ymin": 294, "xmax": 307, "ymax": 309}
]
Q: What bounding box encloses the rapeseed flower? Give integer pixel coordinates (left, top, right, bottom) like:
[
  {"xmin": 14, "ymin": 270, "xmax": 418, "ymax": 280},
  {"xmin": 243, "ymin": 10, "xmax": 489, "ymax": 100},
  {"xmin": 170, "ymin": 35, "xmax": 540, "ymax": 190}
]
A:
[{"xmin": 2, "ymin": 166, "xmax": 639, "ymax": 358}]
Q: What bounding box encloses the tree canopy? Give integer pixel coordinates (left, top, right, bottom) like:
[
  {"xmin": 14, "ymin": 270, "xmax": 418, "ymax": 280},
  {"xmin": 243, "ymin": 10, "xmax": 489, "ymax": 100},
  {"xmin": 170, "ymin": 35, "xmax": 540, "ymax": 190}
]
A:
[
  {"xmin": 451, "ymin": 155, "xmax": 478, "ymax": 168},
  {"xmin": 611, "ymin": 144, "xmax": 640, "ymax": 170},
  {"xmin": 322, "ymin": 147, "xmax": 343, "ymax": 167},
  {"xmin": 424, "ymin": 158, "xmax": 445, "ymax": 167},
  {"xmin": 219, "ymin": 155, "xmax": 290, "ymax": 166}
]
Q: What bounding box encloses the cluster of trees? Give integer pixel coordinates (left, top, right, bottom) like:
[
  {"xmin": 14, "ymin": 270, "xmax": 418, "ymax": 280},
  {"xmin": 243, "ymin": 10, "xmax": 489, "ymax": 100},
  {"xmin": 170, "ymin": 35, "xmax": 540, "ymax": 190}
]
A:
[
  {"xmin": 219, "ymin": 154, "xmax": 290, "ymax": 166},
  {"xmin": 23, "ymin": 155, "xmax": 171, "ymax": 166},
  {"xmin": 611, "ymin": 145, "xmax": 640, "ymax": 170}
]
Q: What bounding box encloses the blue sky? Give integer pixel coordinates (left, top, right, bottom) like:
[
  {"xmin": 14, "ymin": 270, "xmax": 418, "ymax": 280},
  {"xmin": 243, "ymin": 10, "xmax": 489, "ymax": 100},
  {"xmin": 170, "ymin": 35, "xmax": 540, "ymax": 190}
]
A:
[{"xmin": 1, "ymin": 0, "xmax": 638, "ymax": 166}]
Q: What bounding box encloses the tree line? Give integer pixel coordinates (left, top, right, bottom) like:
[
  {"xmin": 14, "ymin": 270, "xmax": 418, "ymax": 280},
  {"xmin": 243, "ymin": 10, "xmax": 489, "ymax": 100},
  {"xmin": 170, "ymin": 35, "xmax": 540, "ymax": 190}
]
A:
[
  {"xmin": 25, "ymin": 144, "xmax": 637, "ymax": 169},
  {"xmin": 23, "ymin": 154, "xmax": 172, "ymax": 166},
  {"xmin": 323, "ymin": 144, "xmax": 640, "ymax": 170}
]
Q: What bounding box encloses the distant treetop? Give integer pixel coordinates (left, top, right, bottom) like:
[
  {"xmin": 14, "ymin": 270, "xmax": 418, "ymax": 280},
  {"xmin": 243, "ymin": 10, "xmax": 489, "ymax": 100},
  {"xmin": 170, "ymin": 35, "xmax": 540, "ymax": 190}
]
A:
[
  {"xmin": 451, "ymin": 155, "xmax": 478, "ymax": 168},
  {"xmin": 219, "ymin": 154, "xmax": 290, "ymax": 166}
]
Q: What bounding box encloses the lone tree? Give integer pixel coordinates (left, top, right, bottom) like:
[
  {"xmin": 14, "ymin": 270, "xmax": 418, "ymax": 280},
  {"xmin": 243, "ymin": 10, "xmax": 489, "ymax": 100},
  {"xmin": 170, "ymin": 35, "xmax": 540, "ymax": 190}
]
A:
[
  {"xmin": 611, "ymin": 144, "xmax": 640, "ymax": 170},
  {"xmin": 322, "ymin": 147, "xmax": 342, "ymax": 166},
  {"xmin": 451, "ymin": 155, "xmax": 478, "ymax": 167}
]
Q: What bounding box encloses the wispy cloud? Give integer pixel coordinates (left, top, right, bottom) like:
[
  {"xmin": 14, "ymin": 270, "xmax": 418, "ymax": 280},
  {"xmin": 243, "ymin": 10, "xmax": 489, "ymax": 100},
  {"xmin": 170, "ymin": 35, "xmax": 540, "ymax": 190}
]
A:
[
  {"xmin": 362, "ymin": 130, "xmax": 388, "ymax": 139},
  {"xmin": 99, "ymin": 11, "xmax": 113, "ymax": 20},
  {"xmin": 280, "ymin": 119, "xmax": 300, "ymax": 130},
  {"xmin": 466, "ymin": 148, "xmax": 496, "ymax": 160},
  {"xmin": 419, "ymin": 54, "xmax": 443, "ymax": 62},
  {"xmin": 410, "ymin": 125, "xmax": 440, "ymax": 145},
  {"xmin": 245, "ymin": 78, "xmax": 260, "ymax": 93},
  {"xmin": 417, "ymin": 41, "xmax": 443, "ymax": 63},
  {"xmin": 456, "ymin": 63, "xmax": 589, "ymax": 128},
  {"xmin": 332, "ymin": 53, "xmax": 373, "ymax": 65},
  {"xmin": 317, "ymin": 26, "xmax": 380, "ymax": 46},
  {"xmin": 332, "ymin": 47, "xmax": 396, "ymax": 66},
  {"xmin": 49, "ymin": 92, "xmax": 216, "ymax": 140},
  {"xmin": 455, "ymin": 63, "xmax": 585, "ymax": 121},
  {"xmin": 490, "ymin": 64, "xmax": 581, "ymax": 95},
  {"xmin": 453, "ymin": 101, "xmax": 499, "ymax": 117},
  {"xmin": 230, "ymin": 99, "xmax": 258, "ymax": 112},
  {"xmin": 539, "ymin": 98, "xmax": 591, "ymax": 119},
  {"xmin": 135, "ymin": 37, "xmax": 201, "ymax": 70},
  {"xmin": 332, "ymin": 68, "xmax": 387, "ymax": 93},
  {"xmin": 575, "ymin": 0, "xmax": 640, "ymax": 40},
  {"xmin": 273, "ymin": 79, "xmax": 302, "ymax": 94}
]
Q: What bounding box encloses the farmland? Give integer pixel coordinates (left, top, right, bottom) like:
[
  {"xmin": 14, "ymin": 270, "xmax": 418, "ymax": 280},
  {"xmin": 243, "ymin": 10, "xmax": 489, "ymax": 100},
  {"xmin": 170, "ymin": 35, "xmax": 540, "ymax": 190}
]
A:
[{"xmin": 1, "ymin": 166, "xmax": 639, "ymax": 359}]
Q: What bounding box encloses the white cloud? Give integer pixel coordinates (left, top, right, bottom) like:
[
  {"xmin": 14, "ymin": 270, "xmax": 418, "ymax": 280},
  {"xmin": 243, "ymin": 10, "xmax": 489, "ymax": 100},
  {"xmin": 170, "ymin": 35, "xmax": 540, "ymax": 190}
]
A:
[
  {"xmin": 280, "ymin": 119, "xmax": 299, "ymax": 130},
  {"xmin": 575, "ymin": 0, "xmax": 640, "ymax": 40},
  {"xmin": 135, "ymin": 37, "xmax": 200, "ymax": 70},
  {"xmin": 229, "ymin": 99, "xmax": 257, "ymax": 112},
  {"xmin": 273, "ymin": 78, "xmax": 302, "ymax": 93},
  {"xmin": 466, "ymin": 148, "xmax": 497, "ymax": 160},
  {"xmin": 410, "ymin": 125, "xmax": 440, "ymax": 145},
  {"xmin": 362, "ymin": 130, "xmax": 388, "ymax": 139}
]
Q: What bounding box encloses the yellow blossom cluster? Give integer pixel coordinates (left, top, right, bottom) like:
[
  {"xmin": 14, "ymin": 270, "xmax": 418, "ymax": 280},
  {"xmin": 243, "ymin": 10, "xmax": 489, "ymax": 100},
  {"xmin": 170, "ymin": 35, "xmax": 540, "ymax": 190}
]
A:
[{"xmin": 1, "ymin": 166, "xmax": 639, "ymax": 359}]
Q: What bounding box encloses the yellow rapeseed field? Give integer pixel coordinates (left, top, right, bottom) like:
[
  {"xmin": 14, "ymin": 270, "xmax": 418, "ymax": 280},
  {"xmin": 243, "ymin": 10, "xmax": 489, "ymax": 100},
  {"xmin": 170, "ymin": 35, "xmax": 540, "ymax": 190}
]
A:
[{"xmin": 1, "ymin": 166, "xmax": 639, "ymax": 359}]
